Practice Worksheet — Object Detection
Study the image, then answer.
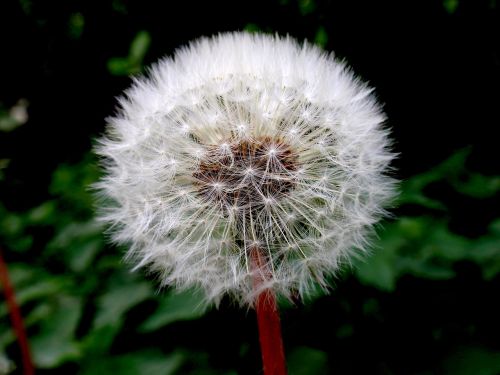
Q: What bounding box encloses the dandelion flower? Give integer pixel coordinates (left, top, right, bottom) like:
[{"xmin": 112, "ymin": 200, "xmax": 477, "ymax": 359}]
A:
[{"xmin": 96, "ymin": 32, "xmax": 396, "ymax": 307}]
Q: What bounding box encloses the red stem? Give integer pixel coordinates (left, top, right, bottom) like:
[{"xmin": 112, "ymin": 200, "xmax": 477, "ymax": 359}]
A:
[
  {"xmin": 0, "ymin": 249, "xmax": 34, "ymax": 375},
  {"xmin": 250, "ymin": 247, "xmax": 287, "ymax": 375}
]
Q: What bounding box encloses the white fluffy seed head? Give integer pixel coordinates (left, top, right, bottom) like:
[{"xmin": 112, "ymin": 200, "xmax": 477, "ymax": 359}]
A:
[{"xmin": 95, "ymin": 32, "xmax": 397, "ymax": 307}]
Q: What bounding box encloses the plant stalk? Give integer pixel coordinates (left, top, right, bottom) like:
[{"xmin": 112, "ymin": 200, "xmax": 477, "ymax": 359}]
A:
[
  {"xmin": 0, "ymin": 248, "xmax": 34, "ymax": 375},
  {"xmin": 250, "ymin": 247, "xmax": 287, "ymax": 375}
]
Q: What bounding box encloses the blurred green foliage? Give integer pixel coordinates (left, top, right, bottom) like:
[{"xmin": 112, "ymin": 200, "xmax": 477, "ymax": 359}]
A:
[
  {"xmin": 107, "ymin": 31, "xmax": 152, "ymax": 76},
  {"xmin": 356, "ymin": 149, "xmax": 500, "ymax": 291}
]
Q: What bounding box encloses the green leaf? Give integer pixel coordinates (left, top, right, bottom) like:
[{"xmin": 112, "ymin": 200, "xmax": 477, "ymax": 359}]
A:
[
  {"xmin": 0, "ymin": 265, "xmax": 72, "ymax": 329},
  {"xmin": 398, "ymin": 148, "xmax": 471, "ymax": 210},
  {"xmin": 81, "ymin": 325, "xmax": 122, "ymax": 355},
  {"xmin": 355, "ymin": 246, "xmax": 398, "ymax": 291},
  {"xmin": 452, "ymin": 173, "xmax": 500, "ymax": 198},
  {"xmin": 399, "ymin": 174, "xmax": 445, "ymax": 210},
  {"xmin": 0, "ymin": 279, "xmax": 65, "ymax": 317},
  {"xmin": 0, "ymin": 204, "xmax": 33, "ymax": 252},
  {"xmin": 0, "ymin": 211, "xmax": 24, "ymax": 237},
  {"xmin": 129, "ymin": 31, "xmax": 151, "ymax": 63},
  {"xmin": 442, "ymin": 346, "xmax": 500, "ymax": 375},
  {"xmin": 403, "ymin": 258, "xmax": 455, "ymax": 280},
  {"xmin": 354, "ymin": 218, "xmax": 419, "ymax": 291},
  {"xmin": 16, "ymin": 279, "xmax": 65, "ymax": 305},
  {"xmin": 298, "ymin": 0, "xmax": 316, "ymax": 15},
  {"xmin": 2, "ymin": 263, "xmax": 36, "ymax": 288},
  {"xmin": 288, "ymin": 347, "xmax": 328, "ymax": 375},
  {"xmin": 443, "ymin": 0, "xmax": 459, "ymax": 14},
  {"xmin": 107, "ymin": 57, "xmax": 133, "ymax": 76},
  {"xmin": 468, "ymin": 222, "xmax": 500, "ymax": 279},
  {"xmin": 1, "ymin": 302, "xmax": 55, "ymax": 348},
  {"xmin": 314, "ymin": 26, "xmax": 328, "ymax": 48},
  {"xmin": 47, "ymin": 220, "xmax": 104, "ymax": 272},
  {"xmin": 356, "ymin": 217, "xmax": 474, "ymax": 289},
  {"xmin": 30, "ymin": 295, "xmax": 83, "ymax": 368},
  {"xmin": 107, "ymin": 31, "xmax": 151, "ymax": 76},
  {"xmin": 489, "ymin": 218, "xmax": 500, "ymax": 235},
  {"xmin": 27, "ymin": 200, "xmax": 57, "ymax": 225},
  {"xmin": 139, "ymin": 288, "xmax": 208, "ymax": 332},
  {"xmin": 79, "ymin": 350, "xmax": 184, "ymax": 375},
  {"xmin": 68, "ymin": 13, "xmax": 85, "ymax": 39},
  {"xmin": 69, "ymin": 237, "xmax": 103, "ymax": 272},
  {"xmin": 424, "ymin": 226, "xmax": 469, "ymax": 261},
  {"xmin": 93, "ymin": 281, "xmax": 152, "ymax": 329},
  {"xmin": 0, "ymin": 325, "xmax": 15, "ymax": 349},
  {"xmin": 49, "ymin": 155, "xmax": 100, "ymax": 210},
  {"xmin": 244, "ymin": 23, "xmax": 261, "ymax": 33}
]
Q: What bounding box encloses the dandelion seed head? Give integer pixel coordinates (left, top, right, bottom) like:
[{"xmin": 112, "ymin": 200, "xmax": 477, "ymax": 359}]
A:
[{"xmin": 96, "ymin": 32, "xmax": 397, "ymax": 306}]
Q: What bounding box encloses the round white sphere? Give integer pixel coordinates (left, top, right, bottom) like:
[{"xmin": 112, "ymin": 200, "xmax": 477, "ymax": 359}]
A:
[{"xmin": 96, "ymin": 32, "xmax": 397, "ymax": 306}]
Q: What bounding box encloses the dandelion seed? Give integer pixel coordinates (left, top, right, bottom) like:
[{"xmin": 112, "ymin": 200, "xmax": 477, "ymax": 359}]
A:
[{"xmin": 95, "ymin": 32, "xmax": 397, "ymax": 308}]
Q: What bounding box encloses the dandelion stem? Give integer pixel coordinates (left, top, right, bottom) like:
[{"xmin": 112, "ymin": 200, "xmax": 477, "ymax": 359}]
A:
[
  {"xmin": 250, "ymin": 247, "xmax": 287, "ymax": 375},
  {"xmin": 0, "ymin": 248, "xmax": 34, "ymax": 375}
]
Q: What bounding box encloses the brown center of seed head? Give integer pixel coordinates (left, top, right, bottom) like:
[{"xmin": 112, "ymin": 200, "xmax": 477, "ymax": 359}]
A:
[{"xmin": 193, "ymin": 137, "xmax": 299, "ymax": 214}]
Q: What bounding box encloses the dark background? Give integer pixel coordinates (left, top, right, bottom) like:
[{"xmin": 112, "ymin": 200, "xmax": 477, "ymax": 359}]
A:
[{"xmin": 1, "ymin": 0, "xmax": 499, "ymax": 374}]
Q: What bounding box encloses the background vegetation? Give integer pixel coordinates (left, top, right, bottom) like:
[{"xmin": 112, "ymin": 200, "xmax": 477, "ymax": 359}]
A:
[{"xmin": 1, "ymin": 0, "xmax": 499, "ymax": 374}]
